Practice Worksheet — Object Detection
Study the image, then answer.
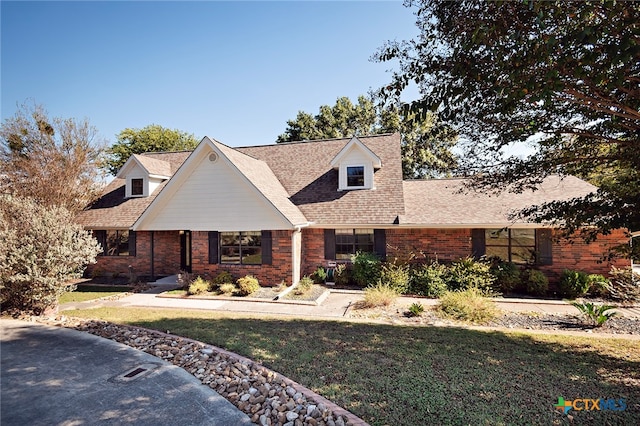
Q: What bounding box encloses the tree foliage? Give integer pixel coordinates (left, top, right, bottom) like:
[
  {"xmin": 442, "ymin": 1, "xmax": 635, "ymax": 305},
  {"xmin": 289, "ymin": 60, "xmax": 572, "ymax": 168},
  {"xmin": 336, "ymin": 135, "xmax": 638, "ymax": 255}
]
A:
[
  {"xmin": 277, "ymin": 95, "xmax": 458, "ymax": 179},
  {"xmin": 0, "ymin": 195, "xmax": 102, "ymax": 315},
  {"xmin": 104, "ymin": 124, "xmax": 199, "ymax": 175},
  {"xmin": 374, "ymin": 0, "xmax": 640, "ymax": 239},
  {"xmin": 0, "ymin": 102, "xmax": 106, "ymax": 213}
]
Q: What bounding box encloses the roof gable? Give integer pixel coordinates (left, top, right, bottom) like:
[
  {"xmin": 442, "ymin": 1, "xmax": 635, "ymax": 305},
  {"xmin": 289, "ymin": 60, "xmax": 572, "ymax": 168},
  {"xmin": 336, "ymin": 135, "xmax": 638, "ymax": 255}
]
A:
[
  {"xmin": 116, "ymin": 154, "xmax": 171, "ymax": 179},
  {"xmin": 132, "ymin": 137, "xmax": 307, "ymax": 231},
  {"xmin": 329, "ymin": 136, "xmax": 382, "ymax": 169}
]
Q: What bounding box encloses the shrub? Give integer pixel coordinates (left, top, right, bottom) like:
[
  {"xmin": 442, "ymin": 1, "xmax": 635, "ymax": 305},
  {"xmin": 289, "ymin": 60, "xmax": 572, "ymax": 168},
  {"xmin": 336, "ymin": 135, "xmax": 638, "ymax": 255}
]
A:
[
  {"xmin": 0, "ymin": 196, "xmax": 102, "ymax": 315},
  {"xmin": 489, "ymin": 258, "xmax": 521, "ymax": 293},
  {"xmin": 571, "ymin": 301, "xmax": 616, "ymax": 327},
  {"xmin": 237, "ymin": 275, "xmax": 260, "ymax": 296},
  {"xmin": 219, "ymin": 283, "xmax": 236, "ymax": 295},
  {"xmin": 379, "ymin": 261, "xmax": 410, "ymax": 294},
  {"xmin": 311, "ymin": 266, "xmax": 327, "ymax": 284},
  {"xmin": 436, "ymin": 288, "xmax": 499, "ymax": 324},
  {"xmin": 407, "ymin": 302, "xmax": 425, "ymax": 317},
  {"xmin": 587, "ymin": 274, "xmax": 611, "ymax": 298},
  {"xmin": 410, "ymin": 262, "xmax": 448, "ymax": 298},
  {"xmin": 294, "ymin": 276, "xmax": 314, "ymax": 295},
  {"xmin": 558, "ymin": 269, "xmax": 591, "ymax": 299},
  {"xmin": 333, "ymin": 264, "xmax": 351, "ymax": 286},
  {"xmin": 445, "ymin": 257, "xmax": 495, "ymax": 294},
  {"xmin": 524, "ymin": 269, "xmax": 548, "ymax": 296},
  {"xmin": 362, "ymin": 283, "xmax": 399, "ymax": 308},
  {"xmin": 351, "ymin": 251, "xmax": 382, "ymax": 287},
  {"xmin": 607, "ymin": 266, "xmax": 640, "ymax": 304},
  {"xmin": 188, "ymin": 276, "xmax": 210, "ymax": 295},
  {"xmin": 213, "ymin": 271, "xmax": 234, "ymax": 285}
]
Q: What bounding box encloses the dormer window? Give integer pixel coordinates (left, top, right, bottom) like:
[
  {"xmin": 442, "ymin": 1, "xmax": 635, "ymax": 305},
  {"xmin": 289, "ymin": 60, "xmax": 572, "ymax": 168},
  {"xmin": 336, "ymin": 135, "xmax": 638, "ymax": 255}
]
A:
[
  {"xmin": 131, "ymin": 178, "xmax": 144, "ymax": 196},
  {"xmin": 346, "ymin": 166, "xmax": 365, "ymax": 188}
]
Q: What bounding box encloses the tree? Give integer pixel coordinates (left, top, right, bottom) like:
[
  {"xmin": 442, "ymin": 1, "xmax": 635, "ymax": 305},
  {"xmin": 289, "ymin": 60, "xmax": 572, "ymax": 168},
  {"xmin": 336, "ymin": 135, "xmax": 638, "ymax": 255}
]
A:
[
  {"xmin": 0, "ymin": 195, "xmax": 102, "ymax": 315},
  {"xmin": 0, "ymin": 102, "xmax": 106, "ymax": 213},
  {"xmin": 374, "ymin": 0, "xmax": 640, "ymax": 240},
  {"xmin": 277, "ymin": 95, "xmax": 458, "ymax": 179},
  {"xmin": 103, "ymin": 124, "xmax": 199, "ymax": 175}
]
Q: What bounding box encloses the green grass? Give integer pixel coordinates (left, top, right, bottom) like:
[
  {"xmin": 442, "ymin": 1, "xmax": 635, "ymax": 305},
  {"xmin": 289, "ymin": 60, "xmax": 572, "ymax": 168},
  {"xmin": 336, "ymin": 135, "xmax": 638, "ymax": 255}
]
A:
[
  {"xmin": 65, "ymin": 307, "xmax": 640, "ymax": 425},
  {"xmin": 58, "ymin": 285, "xmax": 131, "ymax": 304}
]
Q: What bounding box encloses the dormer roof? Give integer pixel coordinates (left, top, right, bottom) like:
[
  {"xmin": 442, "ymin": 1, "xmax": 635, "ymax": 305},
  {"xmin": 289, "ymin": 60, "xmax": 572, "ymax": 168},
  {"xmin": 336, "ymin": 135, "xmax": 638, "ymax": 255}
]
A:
[
  {"xmin": 329, "ymin": 136, "xmax": 382, "ymax": 169},
  {"xmin": 116, "ymin": 154, "xmax": 172, "ymax": 179}
]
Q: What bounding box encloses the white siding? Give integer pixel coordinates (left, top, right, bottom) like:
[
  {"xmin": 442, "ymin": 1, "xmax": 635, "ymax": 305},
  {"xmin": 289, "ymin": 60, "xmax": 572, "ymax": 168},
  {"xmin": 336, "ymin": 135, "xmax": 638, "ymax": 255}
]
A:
[
  {"xmin": 337, "ymin": 146, "xmax": 375, "ymax": 190},
  {"xmin": 136, "ymin": 154, "xmax": 292, "ymax": 231}
]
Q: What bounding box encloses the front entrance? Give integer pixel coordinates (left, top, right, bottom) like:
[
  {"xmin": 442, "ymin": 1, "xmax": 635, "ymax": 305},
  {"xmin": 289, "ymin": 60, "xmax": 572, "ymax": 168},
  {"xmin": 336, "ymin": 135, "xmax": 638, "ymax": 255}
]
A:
[{"xmin": 180, "ymin": 230, "xmax": 192, "ymax": 273}]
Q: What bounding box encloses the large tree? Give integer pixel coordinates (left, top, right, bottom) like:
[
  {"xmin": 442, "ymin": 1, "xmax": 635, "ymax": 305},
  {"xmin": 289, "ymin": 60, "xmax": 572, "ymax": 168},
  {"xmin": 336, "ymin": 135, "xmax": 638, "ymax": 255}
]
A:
[
  {"xmin": 277, "ymin": 95, "xmax": 458, "ymax": 179},
  {"xmin": 0, "ymin": 102, "xmax": 105, "ymax": 213},
  {"xmin": 104, "ymin": 124, "xmax": 199, "ymax": 175},
  {"xmin": 375, "ymin": 0, "xmax": 640, "ymax": 240}
]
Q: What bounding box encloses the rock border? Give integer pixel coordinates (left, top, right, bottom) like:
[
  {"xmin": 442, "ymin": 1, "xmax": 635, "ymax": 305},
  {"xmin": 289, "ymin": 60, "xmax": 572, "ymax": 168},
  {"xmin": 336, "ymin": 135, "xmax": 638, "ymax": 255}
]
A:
[{"xmin": 61, "ymin": 317, "xmax": 369, "ymax": 426}]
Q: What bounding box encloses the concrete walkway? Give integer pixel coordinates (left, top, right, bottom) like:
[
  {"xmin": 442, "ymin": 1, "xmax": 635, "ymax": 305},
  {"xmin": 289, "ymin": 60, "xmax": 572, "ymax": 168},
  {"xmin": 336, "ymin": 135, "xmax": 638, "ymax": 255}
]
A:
[
  {"xmin": 60, "ymin": 285, "xmax": 640, "ymax": 319},
  {"xmin": 0, "ymin": 319, "xmax": 251, "ymax": 426}
]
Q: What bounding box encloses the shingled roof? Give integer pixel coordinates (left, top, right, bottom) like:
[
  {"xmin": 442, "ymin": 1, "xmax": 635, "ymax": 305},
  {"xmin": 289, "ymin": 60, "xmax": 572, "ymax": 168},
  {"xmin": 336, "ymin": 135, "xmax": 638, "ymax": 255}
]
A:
[
  {"xmin": 401, "ymin": 175, "xmax": 597, "ymax": 227},
  {"xmin": 76, "ymin": 151, "xmax": 190, "ymax": 228},
  {"xmin": 238, "ymin": 133, "xmax": 405, "ymax": 225}
]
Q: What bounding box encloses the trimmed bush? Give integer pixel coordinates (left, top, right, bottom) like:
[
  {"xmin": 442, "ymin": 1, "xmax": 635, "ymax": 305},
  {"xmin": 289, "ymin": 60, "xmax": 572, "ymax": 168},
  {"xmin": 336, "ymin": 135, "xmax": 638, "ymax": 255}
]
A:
[
  {"xmin": 524, "ymin": 269, "xmax": 548, "ymax": 296},
  {"xmin": 333, "ymin": 264, "xmax": 351, "ymax": 286},
  {"xmin": 213, "ymin": 271, "xmax": 234, "ymax": 285},
  {"xmin": 311, "ymin": 266, "xmax": 327, "ymax": 284},
  {"xmin": 219, "ymin": 283, "xmax": 236, "ymax": 295},
  {"xmin": 489, "ymin": 258, "xmax": 521, "ymax": 293},
  {"xmin": 379, "ymin": 261, "xmax": 410, "ymax": 294},
  {"xmin": 558, "ymin": 269, "xmax": 591, "ymax": 299},
  {"xmin": 188, "ymin": 276, "xmax": 210, "ymax": 295},
  {"xmin": 362, "ymin": 282, "xmax": 399, "ymax": 308},
  {"xmin": 237, "ymin": 275, "xmax": 260, "ymax": 296},
  {"xmin": 607, "ymin": 266, "xmax": 640, "ymax": 304},
  {"xmin": 294, "ymin": 276, "xmax": 314, "ymax": 295},
  {"xmin": 436, "ymin": 288, "xmax": 499, "ymax": 324},
  {"xmin": 445, "ymin": 257, "xmax": 496, "ymax": 294},
  {"xmin": 409, "ymin": 262, "xmax": 448, "ymax": 298},
  {"xmin": 587, "ymin": 274, "xmax": 611, "ymax": 298},
  {"xmin": 351, "ymin": 251, "xmax": 382, "ymax": 287}
]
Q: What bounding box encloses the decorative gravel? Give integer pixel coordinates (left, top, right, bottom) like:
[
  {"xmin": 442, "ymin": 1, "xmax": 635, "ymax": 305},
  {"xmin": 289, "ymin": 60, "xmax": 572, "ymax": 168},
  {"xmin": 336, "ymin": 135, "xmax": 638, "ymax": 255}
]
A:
[
  {"xmin": 349, "ymin": 302, "xmax": 640, "ymax": 335},
  {"xmin": 31, "ymin": 316, "xmax": 363, "ymax": 426}
]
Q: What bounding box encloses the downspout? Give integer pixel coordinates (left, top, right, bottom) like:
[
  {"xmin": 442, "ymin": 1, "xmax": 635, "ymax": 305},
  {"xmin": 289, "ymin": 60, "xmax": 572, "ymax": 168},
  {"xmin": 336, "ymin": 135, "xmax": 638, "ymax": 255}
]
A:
[
  {"xmin": 279, "ymin": 222, "xmax": 314, "ymax": 299},
  {"xmin": 150, "ymin": 231, "xmax": 155, "ymax": 281}
]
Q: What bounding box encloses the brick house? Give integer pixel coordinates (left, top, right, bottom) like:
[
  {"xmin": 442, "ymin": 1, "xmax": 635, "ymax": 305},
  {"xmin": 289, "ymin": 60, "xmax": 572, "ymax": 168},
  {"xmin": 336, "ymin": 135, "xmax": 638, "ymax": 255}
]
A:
[{"xmin": 76, "ymin": 133, "xmax": 628, "ymax": 285}]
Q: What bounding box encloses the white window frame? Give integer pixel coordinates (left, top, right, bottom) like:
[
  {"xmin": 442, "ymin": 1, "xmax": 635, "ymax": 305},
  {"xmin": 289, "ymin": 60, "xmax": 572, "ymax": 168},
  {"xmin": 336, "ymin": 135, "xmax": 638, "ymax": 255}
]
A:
[
  {"xmin": 127, "ymin": 176, "xmax": 147, "ymax": 197},
  {"xmin": 338, "ymin": 163, "xmax": 373, "ymax": 190}
]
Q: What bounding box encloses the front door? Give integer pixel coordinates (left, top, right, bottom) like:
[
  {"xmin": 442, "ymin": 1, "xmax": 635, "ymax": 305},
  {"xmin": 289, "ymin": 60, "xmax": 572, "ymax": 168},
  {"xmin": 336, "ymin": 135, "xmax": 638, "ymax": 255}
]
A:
[{"xmin": 180, "ymin": 230, "xmax": 192, "ymax": 273}]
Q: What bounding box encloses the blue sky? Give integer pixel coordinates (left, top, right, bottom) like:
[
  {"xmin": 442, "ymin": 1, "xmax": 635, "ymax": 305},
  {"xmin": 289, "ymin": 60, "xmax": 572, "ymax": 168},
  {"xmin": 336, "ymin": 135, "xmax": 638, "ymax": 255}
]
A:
[{"xmin": 1, "ymin": 1, "xmax": 419, "ymax": 148}]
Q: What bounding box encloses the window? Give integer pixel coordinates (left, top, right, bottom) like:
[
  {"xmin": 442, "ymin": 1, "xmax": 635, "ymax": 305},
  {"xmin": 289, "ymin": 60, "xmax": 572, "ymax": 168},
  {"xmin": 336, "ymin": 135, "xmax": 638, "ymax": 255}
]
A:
[
  {"xmin": 335, "ymin": 229, "xmax": 374, "ymax": 260},
  {"xmin": 485, "ymin": 229, "xmax": 535, "ymax": 264},
  {"xmin": 220, "ymin": 231, "xmax": 262, "ymax": 264},
  {"xmin": 346, "ymin": 166, "xmax": 365, "ymax": 187},
  {"xmin": 131, "ymin": 178, "xmax": 144, "ymax": 196},
  {"xmin": 94, "ymin": 230, "xmax": 130, "ymax": 256}
]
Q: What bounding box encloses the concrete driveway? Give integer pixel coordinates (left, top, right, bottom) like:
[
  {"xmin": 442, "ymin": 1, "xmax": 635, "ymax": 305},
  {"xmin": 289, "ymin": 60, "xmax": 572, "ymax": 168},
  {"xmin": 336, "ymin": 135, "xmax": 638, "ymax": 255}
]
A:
[{"xmin": 0, "ymin": 319, "xmax": 251, "ymax": 426}]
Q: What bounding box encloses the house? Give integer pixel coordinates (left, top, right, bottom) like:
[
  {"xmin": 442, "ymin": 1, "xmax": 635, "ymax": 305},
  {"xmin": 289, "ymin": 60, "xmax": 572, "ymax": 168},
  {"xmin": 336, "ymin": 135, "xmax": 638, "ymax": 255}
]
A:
[{"xmin": 76, "ymin": 133, "xmax": 628, "ymax": 285}]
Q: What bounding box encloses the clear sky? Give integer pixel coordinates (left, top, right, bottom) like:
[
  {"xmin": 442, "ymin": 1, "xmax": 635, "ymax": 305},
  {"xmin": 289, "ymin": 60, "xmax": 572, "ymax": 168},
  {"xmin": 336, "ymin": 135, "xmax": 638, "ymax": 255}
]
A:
[{"xmin": 1, "ymin": 1, "xmax": 419, "ymax": 148}]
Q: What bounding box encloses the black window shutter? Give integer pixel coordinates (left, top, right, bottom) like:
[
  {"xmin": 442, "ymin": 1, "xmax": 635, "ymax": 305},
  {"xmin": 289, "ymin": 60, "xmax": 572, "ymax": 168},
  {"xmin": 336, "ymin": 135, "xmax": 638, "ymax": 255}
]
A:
[
  {"xmin": 261, "ymin": 230, "xmax": 272, "ymax": 265},
  {"xmin": 471, "ymin": 229, "xmax": 486, "ymax": 258},
  {"xmin": 208, "ymin": 231, "xmax": 219, "ymax": 264},
  {"xmin": 128, "ymin": 231, "xmax": 136, "ymax": 256},
  {"xmin": 324, "ymin": 229, "xmax": 336, "ymax": 260},
  {"xmin": 536, "ymin": 229, "xmax": 553, "ymax": 265},
  {"xmin": 374, "ymin": 229, "xmax": 386, "ymax": 260}
]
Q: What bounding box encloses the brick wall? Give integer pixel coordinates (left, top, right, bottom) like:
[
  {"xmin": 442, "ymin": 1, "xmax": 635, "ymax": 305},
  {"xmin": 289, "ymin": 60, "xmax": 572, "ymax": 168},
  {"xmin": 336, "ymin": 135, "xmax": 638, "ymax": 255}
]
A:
[
  {"xmin": 192, "ymin": 230, "xmax": 294, "ymax": 286},
  {"xmin": 386, "ymin": 228, "xmax": 472, "ymax": 264}
]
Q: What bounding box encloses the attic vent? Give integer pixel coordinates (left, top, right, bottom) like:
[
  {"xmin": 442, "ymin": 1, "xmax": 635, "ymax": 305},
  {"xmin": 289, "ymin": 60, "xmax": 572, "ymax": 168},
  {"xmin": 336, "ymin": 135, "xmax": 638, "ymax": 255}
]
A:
[{"xmin": 208, "ymin": 152, "xmax": 218, "ymax": 163}]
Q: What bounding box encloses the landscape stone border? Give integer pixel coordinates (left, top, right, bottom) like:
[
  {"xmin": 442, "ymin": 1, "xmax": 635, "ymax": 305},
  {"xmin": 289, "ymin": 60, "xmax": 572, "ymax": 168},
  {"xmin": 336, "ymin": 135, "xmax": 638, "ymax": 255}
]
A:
[{"xmin": 50, "ymin": 316, "xmax": 369, "ymax": 426}]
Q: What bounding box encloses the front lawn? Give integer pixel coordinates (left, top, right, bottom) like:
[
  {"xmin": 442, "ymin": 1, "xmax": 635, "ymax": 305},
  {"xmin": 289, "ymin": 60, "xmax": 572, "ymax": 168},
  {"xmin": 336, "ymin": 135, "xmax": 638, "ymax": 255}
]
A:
[
  {"xmin": 66, "ymin": 308, "xmax": 639, "ymax": 425},
  {"xmin": 58, "ymin": 285, "xmax": 132, "ymax": 304}
]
